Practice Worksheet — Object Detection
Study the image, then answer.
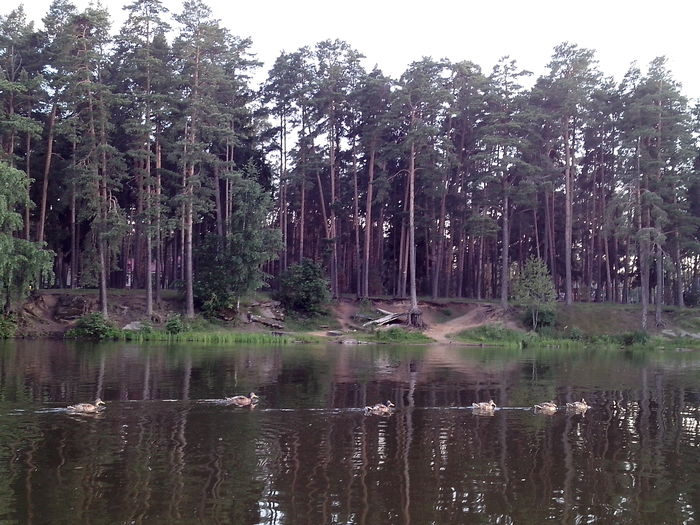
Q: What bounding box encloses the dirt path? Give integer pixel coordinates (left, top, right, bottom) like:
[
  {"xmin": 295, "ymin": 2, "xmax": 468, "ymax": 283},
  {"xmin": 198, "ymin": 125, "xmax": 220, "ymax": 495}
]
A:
[{"xmin": 424, "ymin": 304, "xmax": 505, "ymax": 343}]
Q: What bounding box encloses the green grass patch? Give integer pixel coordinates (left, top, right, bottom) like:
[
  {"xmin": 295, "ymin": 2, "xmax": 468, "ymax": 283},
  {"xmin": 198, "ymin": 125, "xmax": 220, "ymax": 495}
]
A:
[
  {"xmin": 366, "ymin": 327, "xmax": 434, "ymax": 343},
  {"xmin": 454, "ymin": 325, "xmax": 527, "ymax": 344},
  {"xmin": 65, "ymin": 313, "xmax": 319, "ymax": 344},
  {"xmin": 122, "ymin": 330, "xmax": 310, "ymax": 344},
  {"xmin": 454, "ymin": 324, "xmax": 597, "ymax": 349},
  {"xmin": 284, "ymin": 312, "xmax": 341, "ymax": 332}
]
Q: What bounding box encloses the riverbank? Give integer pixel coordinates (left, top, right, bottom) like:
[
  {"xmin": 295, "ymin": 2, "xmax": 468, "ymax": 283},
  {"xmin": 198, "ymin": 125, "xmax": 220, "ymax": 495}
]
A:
[{"xmin": 10, "ymin": 289, "xmax": 700, "ymax": 350}]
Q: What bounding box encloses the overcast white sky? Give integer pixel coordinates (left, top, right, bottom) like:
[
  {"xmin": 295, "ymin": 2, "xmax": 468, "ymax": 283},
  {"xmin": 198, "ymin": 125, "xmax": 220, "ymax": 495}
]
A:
[{"xmin": 4, "ymin": 0, "xmax": 700, "ymax": 99}]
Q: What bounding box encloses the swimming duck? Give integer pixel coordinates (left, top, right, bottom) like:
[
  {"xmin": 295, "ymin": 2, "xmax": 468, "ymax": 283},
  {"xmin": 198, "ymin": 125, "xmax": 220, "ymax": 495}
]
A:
[
  {"xmin": 566, "ymin": 398, "xmax": 590, "ymax": 412},
  {"xmin": 534, "ymin": 401, "xmax": 558, "ymax": 414},
  {"xmin": 67, "ymin": 398, "xmax": 106, "ymax": 414},
  {"xmin": 225, "ymin": 392, "xmax": 259, "ymax": 407},
  {"xmin": 472, "ymin": 400, "xmax": 497, "ymax": 411},
  {"xmin": 364, "ymin": 400, "xmax": 395, "ymax": 416}
]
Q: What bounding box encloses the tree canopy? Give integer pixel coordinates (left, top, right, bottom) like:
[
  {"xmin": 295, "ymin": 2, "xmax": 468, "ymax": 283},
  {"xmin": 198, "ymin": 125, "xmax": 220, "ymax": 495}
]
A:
[{"xmin": 1, "ymin": 2, "xmax": 699, "ymax": 329}]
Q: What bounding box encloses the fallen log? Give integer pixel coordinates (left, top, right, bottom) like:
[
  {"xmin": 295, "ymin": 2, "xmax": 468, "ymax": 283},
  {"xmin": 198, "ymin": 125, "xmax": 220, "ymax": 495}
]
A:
[
  {"xmin": 249, "ymin": 314, "xmax": 284, "ymax": 330},
  {"xmin": 362, "ymin": 311, "xmax": 407, "ymax": 328}
]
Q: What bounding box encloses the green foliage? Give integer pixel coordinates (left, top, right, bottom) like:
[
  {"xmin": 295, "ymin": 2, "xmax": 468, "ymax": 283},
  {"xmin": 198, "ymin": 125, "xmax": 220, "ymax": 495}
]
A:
[
  {"xmin": 522, "ymin": 304, "xmax": 557, "ymax": 330},
  {"xmin": 369, "ymin": 327, "xmax": 433, "ymax": 343},
  {"xmin": 455, "ymin": 325, "xmax": 527, "ymax": 344},
  {"xmin": 277, "ymin": 259, "xmax": 331, "ymax": 315},
  {"xmin": 683, "ymin": 286, "xmax": 700, "ymax": 308},
  {"xmin": 194, "ymin": 172, "xmax": 281, "ymax": 314},
  {"xmin": 0, "ymin": 162, "xmax": 54, "ymax": 312},
  {"xmin": 565, "ymin": 326, "xmax": 584, "ymax": 341},
  {"xmin": 0, "ymin": 314, "xmax": 17, "ymax": 339},
  {"xmin": 513, "ymin": 257, "xmax": 557, "ymax": 331},
  {"xmin": 66, "ymin": 313, "xmax": 121, "ymax": 340},
  {"xmin": 618, "ymin": 331, "xmax": 650, "ymax": 346},
  {"xmin": 165, "ymin": 315, "xmax": 185, "ymax": 335}
]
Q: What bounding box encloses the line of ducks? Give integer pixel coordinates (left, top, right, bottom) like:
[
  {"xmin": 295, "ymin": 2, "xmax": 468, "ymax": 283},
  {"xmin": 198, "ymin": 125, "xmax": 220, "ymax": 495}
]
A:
[
  {"xmin": 65, "ymin": 393, "xmax": 260, "ymax": 414},
  {"xmin": 64, "ymin": 395, "xmax": 591, "ymax": 415},
  {"xmin": 364, "ymin": 398, "xmax": 591, "ymax": 416}
]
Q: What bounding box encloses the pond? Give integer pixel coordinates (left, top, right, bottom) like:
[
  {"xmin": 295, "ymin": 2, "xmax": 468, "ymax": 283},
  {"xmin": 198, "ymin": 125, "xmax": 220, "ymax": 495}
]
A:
[{"xmin": 0, "ymin": 340, "xmax": 698, "ymax": 524}]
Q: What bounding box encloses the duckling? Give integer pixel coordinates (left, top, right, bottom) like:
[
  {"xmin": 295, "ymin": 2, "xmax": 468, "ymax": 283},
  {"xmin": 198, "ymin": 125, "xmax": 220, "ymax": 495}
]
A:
[
  {"xmin": 225, "ymin": 392, "xmax": 259, "ymax": 407},
  {"xmin": 534, "ymin": 401, "xmax": 558, "ymax": 414},
  {"xmin": 67, "ymin": 398, "xmax": 106, "ymax": 414},
  {"xmin": 472, "ymin": 400, "xmax": 497, "ymax": 411},
  {"xmin": 364, "ymin": 400, "xmax": 395, "ymax": 416},
  {"xmin": 566, "ymin": 398, "xmax": 590, "ymax": 412}
]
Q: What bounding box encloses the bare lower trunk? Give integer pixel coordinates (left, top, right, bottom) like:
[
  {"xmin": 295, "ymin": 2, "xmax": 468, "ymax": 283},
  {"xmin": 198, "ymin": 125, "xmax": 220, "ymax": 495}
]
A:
[
  {"xmin": 674, "ymin": 232, "xmax": 684, "ymax": 307},
  {"xmin": 655, "ymin": 243, "xmax": 663, "ymax": 326},
  {"xmin": 185, "ymin": 196, "xmax": 194, "ymax": 318},
  {"xmin": 407, "ymin": 140, "xmax": 421, "ymax": 327},
  {"xmin": 564, "ymin": 122, "xmax": 573, "ymax": 305},
  {"xmin": 501, "ymin": 191, "xmax": 509, "ymax": 308},
  {"xmin": 362, "ymin": 143, "xmax": 375, "ymax": 298},
  {"xmin": 38, "ymin": 103, "xmax": 57, "ymax": 244}
]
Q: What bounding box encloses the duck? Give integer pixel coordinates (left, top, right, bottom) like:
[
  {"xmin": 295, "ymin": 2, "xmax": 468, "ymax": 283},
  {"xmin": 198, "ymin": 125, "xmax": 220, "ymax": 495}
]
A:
[
  {"xmin": 534, "ymin": 401, "xmax": 558, "ymax": 414},
  {"xmin": 364, "ymin": 400, "xmax": 395, "ymax": 416},
  {"xmin": 225, "ymin": 392, "xmax": 259, "ymax": 407},
  {"xmin": 566, "ymin": 398, "xmax": 590, "ymax": 412},
  {"xmin": 472, "ymin": 400, "xmax": 497, "ymax": 412},
  {"xmin": 67, "ymin": 398, "xmax": 106, "ymax": 414}
]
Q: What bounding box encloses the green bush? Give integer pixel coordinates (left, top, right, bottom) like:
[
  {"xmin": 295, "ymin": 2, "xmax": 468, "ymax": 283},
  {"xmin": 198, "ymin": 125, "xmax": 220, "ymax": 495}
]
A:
[
  {"xmin": 370, "ymin": 327, "xmax": 433, "ymax": 343},
  {"xmin": 66, "ymin": 313, "xmax": 121, "ymax": 340},
  {"xmin": 522, "ymin": 305, "xmax": 556, "ymax": 330},
  {"xmin": 618, "ymin": 331, "xmax": 650, "ymax": 346},
  {"xmin": 0, "ymin": 314, "xmax": 17, "ymax": 339},
  {"xmin": 165, "ymin": 315, "xmax": 185, "ymax": 335},
  {"xmin": 565, "ymin": 326, "xmax": 584, "ymax": 341},
  {"xmin": 277, "ymin": 259, "xmax": 331, "ymax": 315},
  {"xmin": 456, "ymin": 325, "xmax": 526, "ymax": 344}
]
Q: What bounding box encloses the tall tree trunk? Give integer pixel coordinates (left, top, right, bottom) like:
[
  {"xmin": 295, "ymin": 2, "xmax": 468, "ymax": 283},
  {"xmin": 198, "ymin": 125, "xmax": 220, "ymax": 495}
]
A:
[
  {"xmin": 655, "ymin": 243, "xmax": 663, "ymax": 326},
  {"xmin": 352, "ymin": 140, "xmax": 361, "ymax": 298},
  {"xmin": 155, "ymin": 139, "xmax": 163, "ymax": 304},
  {"xmin": 501, "ymin": 188, "xmax": 510, "ymax": 308},
  {"xmin": 299, "ymin": 174, "xmax": 305, "ymax": 262},
  {"xmin": 431, "ymin": 181, "xmax": 447, "ymax": 300},
  {"xmin": 673, "ymin": 231, "xmax": 684, "ymax": 307},
  {"xmin": 407, "ymin": 140, "xmax": 421, "ymax": 326},
  {"xmin": 362, "ymin": 141, "xmax": 376, "ymax": 298},
  {"xmin": 328, "ymin": 116, "xmax": 339, "ymax": 298},
  {"xmin": 38, "ymin": 103, "xmax": 57, "ymax": 244},
  {"xmin": 563, "ymin": 120, "xmax": 573, "ymax": 305}
]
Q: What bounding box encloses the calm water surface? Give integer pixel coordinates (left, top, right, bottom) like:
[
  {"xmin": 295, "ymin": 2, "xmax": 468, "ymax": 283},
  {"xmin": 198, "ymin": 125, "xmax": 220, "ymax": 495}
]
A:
[{"xmin": 0, "ymin": 340, "xmax": 698, "ymax": 524}]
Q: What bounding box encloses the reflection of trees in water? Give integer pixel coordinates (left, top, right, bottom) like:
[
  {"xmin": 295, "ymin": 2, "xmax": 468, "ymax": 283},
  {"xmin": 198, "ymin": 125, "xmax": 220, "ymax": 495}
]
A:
[{"xmin": 0, "ymin": 342, "xmax": 698, "ymax": 523}]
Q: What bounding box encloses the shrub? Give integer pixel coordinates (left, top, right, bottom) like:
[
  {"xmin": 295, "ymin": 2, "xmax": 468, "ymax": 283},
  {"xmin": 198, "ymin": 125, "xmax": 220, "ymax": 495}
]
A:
[
  {"xmin": 683, "ymin": 286, "xmax": 700, "ymax": 307},
  {"xmin": 456, "ymin": 325, "xmax": 525, "ymax": 344},
  {"xmin": 565, "ymin": 326, "xmax": 584, "ymax": 341},
  {"xmin": 370, "ymin": 327, "xmax": 433, "ymax": 343},
  {"xmin": 0, "ymin": 314, "xmax": 17, "ymax": 339},
  {"xmin": 66, "ymin": 313, "xmax": 120, "ymax": 340},
  {"xmin": 277, "ymin": 259, "xmax": 331, "ymax": 315},
  {"xmin": 522, "ymin": 305, "xmax": 557, "ymax": 330},
  {"xmin": 618, "ymin": 331, "xmax": 650, "ymax": 346},
  {"xmin": 165, "ymin": 315, "xmax": 185, "ymax": 335},
  {"xmin": 513, "ymin": 257, "xmax": 557, "ymax": 330}
]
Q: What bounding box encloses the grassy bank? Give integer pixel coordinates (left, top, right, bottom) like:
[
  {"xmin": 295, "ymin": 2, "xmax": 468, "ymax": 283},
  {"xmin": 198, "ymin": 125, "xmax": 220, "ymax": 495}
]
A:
[{"xmin": 363, "ymin": 327, "xmax": 435, "ymax": 344}]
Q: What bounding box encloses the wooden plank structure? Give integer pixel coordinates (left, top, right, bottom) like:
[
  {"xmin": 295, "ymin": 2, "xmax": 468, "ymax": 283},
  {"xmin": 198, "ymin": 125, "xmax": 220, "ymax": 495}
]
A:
[{"xmin": 362, "ymin": 309, "xmax": 407, "ymax": 328}]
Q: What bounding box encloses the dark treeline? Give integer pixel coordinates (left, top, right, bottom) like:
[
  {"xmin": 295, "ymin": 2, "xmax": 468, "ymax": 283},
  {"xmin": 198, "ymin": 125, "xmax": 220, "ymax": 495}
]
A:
[{"xmin": 1, "ymin": 0, "xmax": 699, "ymax": 327}]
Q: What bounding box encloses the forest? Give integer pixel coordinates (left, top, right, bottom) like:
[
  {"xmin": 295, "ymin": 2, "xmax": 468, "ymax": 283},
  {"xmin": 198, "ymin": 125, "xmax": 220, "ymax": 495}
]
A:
[{"xmin": 1, "ymin": 0, "xmax": 699, "ymax": 330}]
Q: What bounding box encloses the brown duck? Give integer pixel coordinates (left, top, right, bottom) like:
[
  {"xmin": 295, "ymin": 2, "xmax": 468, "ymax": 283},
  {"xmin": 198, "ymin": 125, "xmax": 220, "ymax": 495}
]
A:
[
  {"xmin": 534, "ymin": 401, "xmax": 558, "ymax": 414},
  {"xmin": 566, "ymin": 398, "xmax": 590, "ymax": 412},
  {"xmin": 225, "ymin": 392, "xmax": 259, "ymax": 407},
  {"xmin": 67, "ymin": 398, "xmax": 106, "ymax": 414},
  {"xmin": 364, "ymin": 400, "xmax": 395, "ymax": 416},
  {"xmin": 472, "ymin": 400, "xmax": 497, "ymax": 412}
]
